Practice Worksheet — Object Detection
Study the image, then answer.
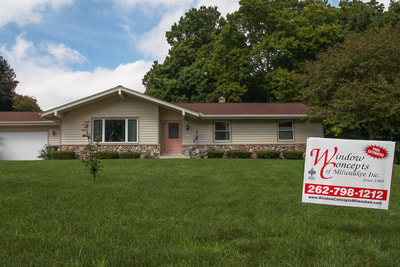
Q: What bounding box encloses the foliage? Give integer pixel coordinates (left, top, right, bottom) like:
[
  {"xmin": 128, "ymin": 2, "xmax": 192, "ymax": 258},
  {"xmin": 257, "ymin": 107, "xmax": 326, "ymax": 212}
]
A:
[
  {"xmin": 206, "ymin": 150, "xmax": 224, "ymax": 158},
  {"xmin": 1, "ymin": 160, "xmax": 399, "ymax": 265},
  {"xmin": 119, "ymin": 152, "xmax": 141, "ymax": 159},
  {"xmin": 226, "ymin": 150, "xmax": 252, "ymax": 158},
  {"xmin": 81, "ymin": 120, "xmax": 102, "ymax": 183},
  {"xmin": 282, "ymin": 150, "xmax": 304, "ymax": 159},
  {"xmin": 256, "ymin": 150, "xmax": 281, "ymax": 159},
  {"xmin": 0, "ymin": 56, "xmax": 18, "ymax": 111},
  {"xmin": 13, "ymin": 94, "xmax": 41, "ymax": 111},
  {"xmin": 50, "ymin": 151, "xmax": 76, "ymax": 160},
  {"xmin": 301, "ymin": 24, "xmax": 400, "ymax": 139},
  {"xmin": 38, "ymin": 145, "xmax": 52, "ymax": 160},
  {"xmin": 97, "ymin": 151, "xmax": 119, "ymax": 159}
]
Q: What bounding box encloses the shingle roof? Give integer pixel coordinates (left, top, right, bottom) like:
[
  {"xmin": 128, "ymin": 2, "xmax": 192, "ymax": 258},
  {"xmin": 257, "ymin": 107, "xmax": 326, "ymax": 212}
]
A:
[
  {"xmin": 175, "ymin": 103, "xmax": 308, "ymax": 116},
  {"xmin": 0, "ymin": 112, "xmax": 49, "ymax": 122}
]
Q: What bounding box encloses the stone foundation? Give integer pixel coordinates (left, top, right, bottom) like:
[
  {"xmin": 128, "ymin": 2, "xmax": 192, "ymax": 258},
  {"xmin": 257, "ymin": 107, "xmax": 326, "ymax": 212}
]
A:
[
  {"xmin": 58, "ymin": 144, "xmax": 161, "ymax": 159},
  {"xmin": 182, "ymin": 144, "xmax": 306, "ymax": 159}
]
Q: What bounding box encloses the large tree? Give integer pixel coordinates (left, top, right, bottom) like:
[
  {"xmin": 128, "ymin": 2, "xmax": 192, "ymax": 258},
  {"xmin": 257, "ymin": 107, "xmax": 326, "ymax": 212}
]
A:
[
  {"xmin": 301, "ymin": 24, "xmax": 400, "ymax": 140},
  {"xmin": 0, "ymin": 56, "xmax": 19, "ymax": 111}
]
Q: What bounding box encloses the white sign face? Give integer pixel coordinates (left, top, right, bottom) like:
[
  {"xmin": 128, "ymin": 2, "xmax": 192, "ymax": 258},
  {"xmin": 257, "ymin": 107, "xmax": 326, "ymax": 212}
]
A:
[{"xmin": 302, "ymin": 138, "xmax": 395, "ymax": 210}]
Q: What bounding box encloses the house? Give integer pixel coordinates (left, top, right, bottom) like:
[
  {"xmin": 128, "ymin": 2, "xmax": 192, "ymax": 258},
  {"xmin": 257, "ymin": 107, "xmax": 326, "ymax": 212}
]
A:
[{"xmin": 0, "ymin": 85, "xmax": 323, "ymax": 160}]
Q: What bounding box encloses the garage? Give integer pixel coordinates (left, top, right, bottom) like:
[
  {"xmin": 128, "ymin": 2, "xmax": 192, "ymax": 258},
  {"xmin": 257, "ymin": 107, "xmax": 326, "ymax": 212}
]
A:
[
  {"xmin": 0, "ymin": 112, "xmax": 59, "ymax": 161},
  {"xmin": 0, "ymin": 131, "xmax": 48, "ymax": 160}
]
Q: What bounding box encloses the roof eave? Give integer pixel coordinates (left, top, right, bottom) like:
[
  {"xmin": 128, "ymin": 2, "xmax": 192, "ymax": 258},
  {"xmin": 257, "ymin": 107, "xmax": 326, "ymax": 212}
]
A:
[
  {"xmin": 41, "ymin": 86, "xmax": 201, "ymax": 119},
  {"xmin": 199, "ymin": 114, "xmax": 308, "ymax": 119},
  {"xmin": 0, "ymin": 121, "xmax": 59, "ymax": 126}
]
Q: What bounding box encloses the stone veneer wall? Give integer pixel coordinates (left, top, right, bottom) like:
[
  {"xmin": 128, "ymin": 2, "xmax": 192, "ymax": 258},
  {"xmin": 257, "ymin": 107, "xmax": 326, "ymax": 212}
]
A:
[
  {"xmin": 58, "ymin": 145, "xmax": 161, "ymax": 159},
  {"xmin": 182, "ymin": 144, "xmax": 306, "ymax": 159}
]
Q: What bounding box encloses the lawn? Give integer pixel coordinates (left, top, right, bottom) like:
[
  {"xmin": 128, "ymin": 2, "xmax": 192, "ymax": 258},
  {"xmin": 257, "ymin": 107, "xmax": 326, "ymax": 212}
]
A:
[{"xmin": 0, "ymin": 159, "xmax": 399, "ymax": 266}]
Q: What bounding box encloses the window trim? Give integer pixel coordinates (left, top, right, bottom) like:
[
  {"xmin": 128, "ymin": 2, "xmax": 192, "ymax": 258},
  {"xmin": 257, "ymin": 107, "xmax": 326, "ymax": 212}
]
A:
[
  {"xmin": 214, "ymin": 120, "xmax": 231, "ymax": 142},
  {"xmin": 278, "ymin": 120, "xmax": 294, "ymax": 141},
  {"xmin": 92, "ymin": 118, "xmax": 139, "ymax": 143}
]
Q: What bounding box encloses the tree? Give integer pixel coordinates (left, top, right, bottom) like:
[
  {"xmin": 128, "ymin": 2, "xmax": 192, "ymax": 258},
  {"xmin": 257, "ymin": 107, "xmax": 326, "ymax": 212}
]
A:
[
  {"xmin": 81, "ymin": 121, "xmax": 102, "ymax": 183},
  {"xmin": 13, "ymin": 94, "xmax": 41, "ymax": 111},
  {"xmin": 301, "ymin": 24, "xmax": 400, "ymax": 140},
  {"xmin": 0, "ymin": 56, "xmax": 18, "ymax": 111},
  {"xmin": 144, "ymin": 6, "xmax": 226, "ymax": 103}
]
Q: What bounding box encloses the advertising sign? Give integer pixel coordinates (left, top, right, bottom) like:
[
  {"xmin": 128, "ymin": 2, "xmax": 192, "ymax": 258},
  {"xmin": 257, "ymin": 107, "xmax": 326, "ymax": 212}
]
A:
[{"xmin": 302, "ymin": 138, "xmax": 395, "ymax": 210}]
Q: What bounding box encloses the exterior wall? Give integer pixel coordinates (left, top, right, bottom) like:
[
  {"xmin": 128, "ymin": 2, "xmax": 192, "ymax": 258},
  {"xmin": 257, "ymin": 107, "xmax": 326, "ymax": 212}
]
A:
[
  {"xmin": 0, "ymin": 125, "xmax": 60, "ymax": 146},
  {"xmin": 182, "ymin": 118, "xmax": 323, "ymax": 145},
  {"xmin": 60, "ymin": 95, "xmax": 159, "ymax": 145}
]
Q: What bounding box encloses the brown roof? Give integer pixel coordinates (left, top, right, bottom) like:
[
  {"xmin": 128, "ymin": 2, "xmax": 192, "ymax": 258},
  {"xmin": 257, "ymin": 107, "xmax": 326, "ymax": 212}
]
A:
[
  {"xmin": 0, "ymin": 112, "xmax": 49, "ymax": 122},
  {"xmin": 175, "ymin": 103, "xmax": 308, "ymax": 116}
]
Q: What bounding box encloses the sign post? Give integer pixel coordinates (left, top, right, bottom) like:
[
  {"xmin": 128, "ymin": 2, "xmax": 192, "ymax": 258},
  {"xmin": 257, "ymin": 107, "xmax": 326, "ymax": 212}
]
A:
[{"xmin": 302, "ymin": 138, "xmax": 395, "ymax": 210}]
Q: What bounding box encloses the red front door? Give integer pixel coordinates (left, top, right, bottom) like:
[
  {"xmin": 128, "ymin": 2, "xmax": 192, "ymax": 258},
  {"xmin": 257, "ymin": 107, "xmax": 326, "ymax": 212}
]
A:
[{"xmin": 161, "ymin": 121, "xmax": 181, "ymax": 154}]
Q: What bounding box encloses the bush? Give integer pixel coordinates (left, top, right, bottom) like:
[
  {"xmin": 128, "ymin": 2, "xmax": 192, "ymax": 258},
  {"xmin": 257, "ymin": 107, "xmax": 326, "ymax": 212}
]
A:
[
  {"xmin": 119, "ymin": 152, "xmax": 141, "ymax": 159},
  {"xmin": 50, "ymin": 151, "xmax": 76, "ymax": 160},
  {"xmin": 206, "ymin": 150, "xmax": 224, "ymax": 158},
  {"xmin": 97, "ymin": 151, "xmax": 119, "ymax": 159},
  {"xmin": 256, "ymin": 150, "xmax": 280, "ymax": 159},
  {"xmin": 282, "ymin": 151, "xmax": 303, "ymax": 160},
  {"xmin": 227, "ymin": 150, "xmax": 251, "ymax": 159}
]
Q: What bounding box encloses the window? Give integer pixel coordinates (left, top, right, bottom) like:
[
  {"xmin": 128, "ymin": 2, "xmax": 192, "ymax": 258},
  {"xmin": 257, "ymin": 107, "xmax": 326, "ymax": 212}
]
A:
[
  {"xmin": 214, "ymin": 121, "xmax": 230, "ymax": 141},
  {"xmin": 278, "ymin": 121, "xmax": 294, "ymax": 141},
  {"xmin": 93, "ymin": 119, "xmax": 138, "ymax": 143}
]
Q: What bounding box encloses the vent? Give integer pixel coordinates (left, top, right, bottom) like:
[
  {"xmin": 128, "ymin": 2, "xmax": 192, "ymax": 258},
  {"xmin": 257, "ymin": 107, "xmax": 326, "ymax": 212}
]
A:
[{"xmin": 218, "ymin": 96, "xmax": 226, "ymax": 103}]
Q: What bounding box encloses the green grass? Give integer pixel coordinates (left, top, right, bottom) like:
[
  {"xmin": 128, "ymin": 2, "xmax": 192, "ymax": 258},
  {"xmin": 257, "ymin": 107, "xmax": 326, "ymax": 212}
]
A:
[{"xmin": 0, "ymin": 159, "xmax": 399, "ymax": 266}]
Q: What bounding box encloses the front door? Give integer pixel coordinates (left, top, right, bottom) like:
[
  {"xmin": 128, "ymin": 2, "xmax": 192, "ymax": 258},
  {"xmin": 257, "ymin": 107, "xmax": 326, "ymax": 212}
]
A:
[{"xmin": 161, "ymin": 121, "xmax": 181, "ymax": 154}]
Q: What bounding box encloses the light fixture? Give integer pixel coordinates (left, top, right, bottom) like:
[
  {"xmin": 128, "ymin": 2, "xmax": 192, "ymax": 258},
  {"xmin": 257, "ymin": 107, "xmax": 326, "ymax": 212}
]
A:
[
  {"xmin": 186, "ymin": 124, "xmax": 190, "ymax": 131},
  {"xmin": 52, "ymin": 130, "xmax": 56, "ymax": 136}
]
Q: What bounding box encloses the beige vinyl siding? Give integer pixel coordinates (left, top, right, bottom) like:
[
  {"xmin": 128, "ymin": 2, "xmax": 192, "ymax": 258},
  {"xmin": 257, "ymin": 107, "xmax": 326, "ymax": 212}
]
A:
[
  {"xmin": 60, "ymin": 95, "xmax": 159, "ymax": 145},
  {"xmin": 294, "ymin": 121, "xmax": 324, "ymax": 143},
  {"xmin": 182, "ymin": 119, "xmax": 323, "ymax": 145},
  {"xmin": 182, "ymin": 119, "xmax": 213, "ymax": 145},
  {"xmin": 159, "ymin": 108, "xmax": 182, "ymax": 121}
]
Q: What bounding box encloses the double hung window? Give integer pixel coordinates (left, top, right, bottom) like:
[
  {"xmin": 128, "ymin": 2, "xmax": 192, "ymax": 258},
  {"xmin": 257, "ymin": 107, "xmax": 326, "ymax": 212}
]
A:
[
  {"xmin": 278, "ymin": 121, "xmax": 294, "ymax": 141},
  {"xmin": 214, "ymin": 121, "xmax": 231, "ymax": 142},
  {"xmin": 93, "ymin": 118, "xmax": 138, "ymax": 143}
]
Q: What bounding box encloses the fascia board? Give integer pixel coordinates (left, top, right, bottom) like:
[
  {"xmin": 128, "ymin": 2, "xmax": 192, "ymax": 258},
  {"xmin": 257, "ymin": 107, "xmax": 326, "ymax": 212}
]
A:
[
  {"xmin": 198, "ymin": 114, "xmax": 308, "ymax": 119},
  {"xmin": 0, "ymin": 121, "xmax": 59, "ymax": 126},
  {"xmin": 42, "ymin": 86, "xmax": 201, "ymax": 118}
]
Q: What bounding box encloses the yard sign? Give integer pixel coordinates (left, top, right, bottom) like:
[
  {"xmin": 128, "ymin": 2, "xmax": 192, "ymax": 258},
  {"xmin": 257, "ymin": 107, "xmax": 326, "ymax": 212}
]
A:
[{"xmin": 302, "ymin": 138, "xmax": 395, "ymax": 210}]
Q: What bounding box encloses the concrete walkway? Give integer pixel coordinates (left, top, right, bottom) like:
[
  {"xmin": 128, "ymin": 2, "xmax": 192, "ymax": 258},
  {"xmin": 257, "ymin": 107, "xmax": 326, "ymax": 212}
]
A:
[{"xmin": 159, "ymin": 153, "xmax": 190, "ymax": 159}]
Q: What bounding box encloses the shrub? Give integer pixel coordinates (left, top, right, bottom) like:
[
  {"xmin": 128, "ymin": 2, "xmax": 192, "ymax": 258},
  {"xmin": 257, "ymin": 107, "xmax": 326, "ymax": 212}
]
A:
[
  {"xmin": 119, "ymin": 152, "xmax": 141, "ymax": 159},
  {"xmin": 206, "ymin": 150, "xmax": 224, "ymax": 158},
  {"xmin": 50, "ymin": 151, "xmax": 76, "ymax": 160},
  {"xmin": 256, "ymin": 150, "xmax": 280, "ymax": 159},
  {"xmin": 227, "ymin": 150, "xmax": 251, "ymax": 159},
  {"xmin": 97, "ymin": 151, "xmax": 119, "ymax": 159},
  {"xmin": 283, "ymin": 151, "xmax": 303, "ymax": 160},
  {"xmin": 38, "ymin": 145, "xmax": 52, "ymax": 160}
]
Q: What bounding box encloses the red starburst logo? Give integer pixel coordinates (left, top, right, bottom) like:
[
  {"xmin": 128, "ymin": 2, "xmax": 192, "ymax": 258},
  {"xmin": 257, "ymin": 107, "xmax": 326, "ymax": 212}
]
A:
[{"xmin": 365, "ymin": 145, "xmax": 388, "ymax": 159}]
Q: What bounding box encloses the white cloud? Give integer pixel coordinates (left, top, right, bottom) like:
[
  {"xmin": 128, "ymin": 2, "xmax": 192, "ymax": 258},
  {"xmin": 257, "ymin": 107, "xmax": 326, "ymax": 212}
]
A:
[
  {"xmin": 0, "ymin": 0, "xmax": 74, "ymax": 28},
  {"xmin": 1, "ymin": 34, "xmax": 152, "ymax": 110},
  {"xmin": 132, "ymin": 0, "xmax": 239, "ymax": 60}
]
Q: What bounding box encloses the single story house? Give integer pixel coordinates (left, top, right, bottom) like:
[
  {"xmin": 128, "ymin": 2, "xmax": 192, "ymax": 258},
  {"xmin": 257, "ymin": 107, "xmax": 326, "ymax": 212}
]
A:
[{"xmin": 0, "ymin": 85, "xmax": 323, "ymax": 160}]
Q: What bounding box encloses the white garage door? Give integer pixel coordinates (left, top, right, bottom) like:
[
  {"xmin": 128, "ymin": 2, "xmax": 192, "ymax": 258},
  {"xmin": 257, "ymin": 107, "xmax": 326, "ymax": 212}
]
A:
[{"xmin": 0, "ymin": 132, "xmax": 48, "ymax": 160}]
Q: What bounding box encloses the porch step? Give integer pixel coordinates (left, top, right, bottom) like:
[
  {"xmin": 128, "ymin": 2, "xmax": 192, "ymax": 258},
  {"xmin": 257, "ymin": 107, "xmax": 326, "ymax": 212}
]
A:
[{"xmin": 159, "ymin": 153, "xmax": 190, "ymax": 159}]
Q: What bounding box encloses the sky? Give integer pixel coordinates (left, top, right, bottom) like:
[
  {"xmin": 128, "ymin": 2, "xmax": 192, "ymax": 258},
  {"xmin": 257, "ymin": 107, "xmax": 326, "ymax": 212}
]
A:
[{"xmin": 0, "ymin": 0, "xmax": 392, "ymax": 110}]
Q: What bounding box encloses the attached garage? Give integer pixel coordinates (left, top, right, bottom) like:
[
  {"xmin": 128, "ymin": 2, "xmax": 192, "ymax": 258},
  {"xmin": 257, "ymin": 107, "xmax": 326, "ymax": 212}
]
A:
[
  {"xmin": 0, "ymin": 112, "xmax": 60, "ymax": 161},
  {"xmin": 0, "ymin": 131, "xmax": 48, "ymax": 160}
]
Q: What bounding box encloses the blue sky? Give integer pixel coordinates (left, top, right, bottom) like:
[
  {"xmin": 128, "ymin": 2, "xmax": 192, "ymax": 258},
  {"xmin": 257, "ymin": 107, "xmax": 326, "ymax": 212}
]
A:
[{"xmin": 0, "ymin": 0, "xmax": 390, "ymax": 110}]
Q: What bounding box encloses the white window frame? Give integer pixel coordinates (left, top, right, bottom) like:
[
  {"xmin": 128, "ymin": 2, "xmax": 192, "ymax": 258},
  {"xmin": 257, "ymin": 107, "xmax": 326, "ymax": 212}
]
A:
[
  {"xmin": 278, "ymin": 120, "xmax": 294, "ymax": 141},
  {"xmin": 92, "ymin": 118, "xmax": 138, "ymax": 143},
  {"xmin": 214, "ymin": 121, "xmax": 231, "ymax": 142}
]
